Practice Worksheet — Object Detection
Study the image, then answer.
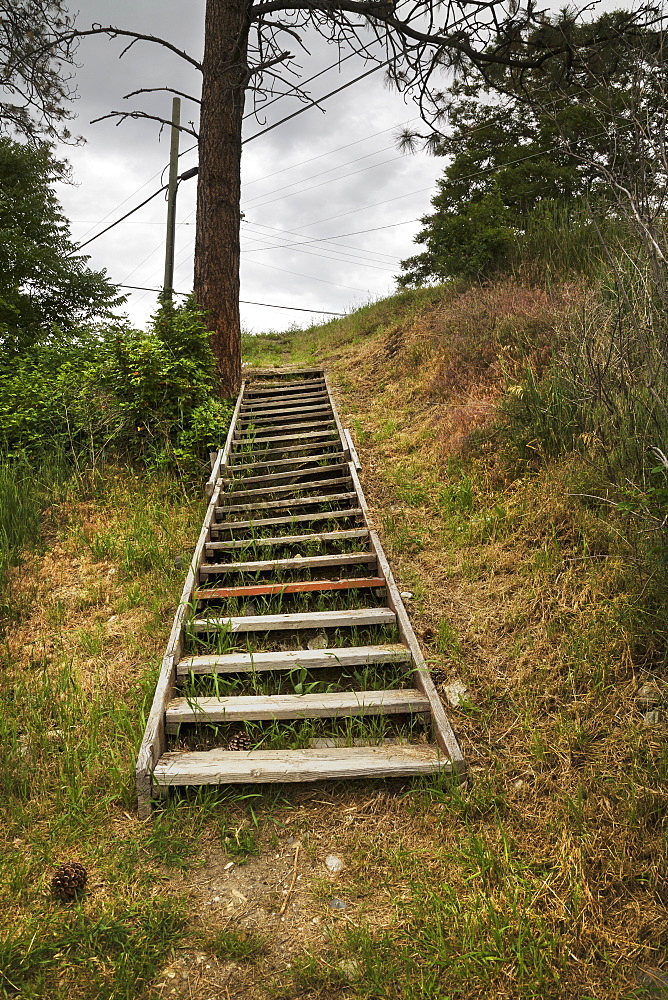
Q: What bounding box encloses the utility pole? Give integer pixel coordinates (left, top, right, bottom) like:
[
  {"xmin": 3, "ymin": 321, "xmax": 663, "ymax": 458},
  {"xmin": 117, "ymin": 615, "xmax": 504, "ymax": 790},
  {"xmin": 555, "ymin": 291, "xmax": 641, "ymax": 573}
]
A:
[{"xmin": 163, "ymin": 96, "xmax": 181, "ymax": 299}]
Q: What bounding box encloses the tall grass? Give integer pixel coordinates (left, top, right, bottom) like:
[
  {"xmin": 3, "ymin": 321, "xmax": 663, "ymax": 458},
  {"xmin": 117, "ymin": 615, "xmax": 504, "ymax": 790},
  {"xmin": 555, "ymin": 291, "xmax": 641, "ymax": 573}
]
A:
[{"xmin": 0, "ymin": 454, "xmax": 72, "ymax": 611}]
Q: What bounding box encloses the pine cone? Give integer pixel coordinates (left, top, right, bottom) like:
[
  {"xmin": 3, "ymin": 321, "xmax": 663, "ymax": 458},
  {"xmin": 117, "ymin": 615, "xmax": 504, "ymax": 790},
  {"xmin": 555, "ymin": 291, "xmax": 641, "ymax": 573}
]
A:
[
  {"xmin": 227, "ymin": 732, "xmax": 251, "ymax": 752},
  {"xmin": 51, "ymin": 862, "xmax": 88, "ymax": 900}
]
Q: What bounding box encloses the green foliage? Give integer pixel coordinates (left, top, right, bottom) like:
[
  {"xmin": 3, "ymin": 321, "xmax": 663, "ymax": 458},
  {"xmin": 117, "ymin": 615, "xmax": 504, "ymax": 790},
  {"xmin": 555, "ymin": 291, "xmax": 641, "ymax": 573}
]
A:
[
  {"xmin": 0, "ymin": 297, "xmax": 234, "ymax": 469},
  {"xmin": 0, "ymin": 3, "xmax": 79, "ymax": 143},
  {"xmin": 398, "ymin": 10, "xmax": 664, "ymax": 287},
  {"xmin": 0, "ymin": 137, "xmax": 122, "ymax": 354},
  {"xmin": 399, "ymin": 186, "xmax": 516, "ymax": 284},
  {"xmin": 204, "ymin": 928, "xmax": 267, "ymax": 962}
]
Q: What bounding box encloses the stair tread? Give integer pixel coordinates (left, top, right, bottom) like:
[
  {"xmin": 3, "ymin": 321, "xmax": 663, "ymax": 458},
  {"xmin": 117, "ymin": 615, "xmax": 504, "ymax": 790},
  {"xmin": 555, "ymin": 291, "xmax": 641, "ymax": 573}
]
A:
[
  {"xmin": 234, "ymin": 429, "xmax": 337, "ymax": 447},
  {"xmin": 222, "ymin": 476, "xmax": 351, "ymax": 501},
  {"xmin": 191, "ymin": 607, "xmax": 396, "ymax": 632},
  {"xmin": 230, "ymin": 439, "xmax": 340, "ymax": 462},
  {"xmin": 216, "ymin": 491, "xmax": 356, "ymax": 514},
  {"xmin": 244, "ymin": 378, "xmax": 325, "ymax": 395},
  {"xmin": 153, "ymin": 743, "xmax": 447, "ymax": 785},
  {"xmin": 212, "ymin": 508, "xmax": 362, "ymax": 532},
  {"xmin": 227, "ymin": 463, "xmax": 346, "ymax": 487},
  {"xmin": 228, "ymin": 451, "xmax": 345, "ymax": 471},
  {"xmin": 240, "ymin": 405, "xmax": 332, "ymax": 422},
  {"xmin": 195, "ymin": 576, "xmax": 384, "ymax": 599},
  {"xmin": 166, "ymin": 688, "xmax": 430, "ymax": 725},
  {"xmin": 241, "ymin": 391, "xmax": 329, "ymax": 410},
  {"xmin": 199, "ymin": 551, "xmax": 376, "ymax": 574},
  {"xmin": 205, "ymin": 527, "xmax": 368, "ymax": 551},
  {"xmin": 236, "ymin": 421, "xmax": 336, "ymax": 437},
  {"xmin": 177, "ymin": 643, "xmax": 411, "ymax": 675}
]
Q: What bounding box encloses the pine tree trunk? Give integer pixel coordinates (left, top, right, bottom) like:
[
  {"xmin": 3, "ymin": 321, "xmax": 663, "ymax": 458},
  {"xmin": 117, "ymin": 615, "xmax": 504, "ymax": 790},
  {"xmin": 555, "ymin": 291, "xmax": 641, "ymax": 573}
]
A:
[{"xmin": 194, "ymin": 0, "xmax": 250, "ymax": 397}]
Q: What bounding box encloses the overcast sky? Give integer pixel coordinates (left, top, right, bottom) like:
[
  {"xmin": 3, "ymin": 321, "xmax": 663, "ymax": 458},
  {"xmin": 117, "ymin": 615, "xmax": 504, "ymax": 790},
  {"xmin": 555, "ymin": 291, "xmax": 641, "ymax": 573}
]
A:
[{"xmin": 53, "ymin": 1, "xmax": 446, "ymax": 333}]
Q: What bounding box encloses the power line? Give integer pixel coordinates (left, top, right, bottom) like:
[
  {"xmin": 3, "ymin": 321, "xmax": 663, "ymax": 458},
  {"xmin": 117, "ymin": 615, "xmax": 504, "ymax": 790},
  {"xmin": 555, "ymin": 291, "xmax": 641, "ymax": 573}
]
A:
[
  {"xmin": 242, "ymin": 58, "xmax": 392, "ymax": 147},
  {"xmin": 245, "ymin": 257, "xmax": 370, "ymax": 293},
  {"xmin": 242, "ymin": 218, "xmax": 413, "ymax": 255},
  {"xmin": 244, "ymin": 118, "xmax": 418, "ymax": 188},
  {"xmin": 117, "ymin": 284, "xmax": 344, "ymax": 315},
  {"xmin": 241, "ymin": 232, "xmax": 398, "ymax": 271},
  {"xmin": 68, "ymin": 184, "xmax": 168, "ymax": 255},
  {"xmin": 244, "ymin": 151, "xmax": 404, "ymax": 212}
]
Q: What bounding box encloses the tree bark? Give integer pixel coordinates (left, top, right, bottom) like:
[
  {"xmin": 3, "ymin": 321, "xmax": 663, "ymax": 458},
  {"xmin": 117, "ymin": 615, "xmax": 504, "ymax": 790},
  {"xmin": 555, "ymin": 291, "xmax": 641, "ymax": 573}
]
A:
[{"xmin": 194, "ymin": 0, "xmax": 250, "ymax": 397}]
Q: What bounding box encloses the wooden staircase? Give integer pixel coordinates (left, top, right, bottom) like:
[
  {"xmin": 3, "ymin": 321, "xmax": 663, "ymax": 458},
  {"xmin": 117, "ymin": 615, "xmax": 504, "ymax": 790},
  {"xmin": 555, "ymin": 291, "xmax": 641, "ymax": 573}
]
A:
[{"xmin": 136, "ymin": 367, "xmax": 465, "ymax": 817}]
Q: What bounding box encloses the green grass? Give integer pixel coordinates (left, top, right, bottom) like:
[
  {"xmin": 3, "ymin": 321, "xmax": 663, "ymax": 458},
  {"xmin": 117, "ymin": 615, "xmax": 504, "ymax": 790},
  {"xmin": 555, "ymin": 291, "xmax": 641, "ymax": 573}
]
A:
[{"xmin": 203, "ymin": 927, "xmax": 268, "ymax": 961}]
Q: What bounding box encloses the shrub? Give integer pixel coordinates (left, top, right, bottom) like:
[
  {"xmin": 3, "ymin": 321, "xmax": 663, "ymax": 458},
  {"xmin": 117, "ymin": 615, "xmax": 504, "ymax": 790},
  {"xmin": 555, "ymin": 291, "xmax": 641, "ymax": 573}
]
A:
[{"xmin": 0, "ymin": 298, "xmax": 234, "ymax": 470}]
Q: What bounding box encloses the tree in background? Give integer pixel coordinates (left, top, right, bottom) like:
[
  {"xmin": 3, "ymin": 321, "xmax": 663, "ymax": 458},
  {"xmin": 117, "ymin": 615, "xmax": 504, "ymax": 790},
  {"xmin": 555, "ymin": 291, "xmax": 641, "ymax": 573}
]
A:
[
  {"xmin": 0, "ymin": 1, "xmax": 79, "ymax": 143},
  {"xmin": 398, "ymin": 11, "xmax": 667, "ymax": 286},
  {"xmin": 397, "ymin": 89, "xmax": 588, "ymax": 285},
  {"xmin": 0, "ymin": 137, "xmax": 122, "ymax": 355}
]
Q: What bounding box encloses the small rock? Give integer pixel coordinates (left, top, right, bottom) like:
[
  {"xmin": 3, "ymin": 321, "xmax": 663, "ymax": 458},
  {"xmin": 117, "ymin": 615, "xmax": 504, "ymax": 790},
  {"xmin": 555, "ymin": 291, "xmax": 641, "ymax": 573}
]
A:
[
  {"xmin": 400, "ymin": 591, "xmax": 413, "ymax": 599},
  {"xmin": 443, "ymin": 678, "xmax": 469, "ymax": 708},
  {"xmin": 312, "ymin": 917, "xmax": 320, "ymax": 924},
  {"xmin": 635, "ymin": 966, "xmax": 668, "ymax": 997},
  {"xmin": 223, "ymin": 861, "xmax": 235, "ymax": 871},
  {"xmin": 338, "ymin": 958, "xmax": 361, "ymax": 981},
  {"xmin": 644, "ymin": 710, "xmax": 662, "ymax": 725},
  {"xmin": 325, "ymin": 854, "xmax": 344, "ymax": 873},
  {"xmin": 513, "ymin": 779, "xmax": 525, "ymax": 790},
  {"xmin": 329, "ymin": 897, "xmax": 346, "ymax": 910},
  {"xmin": 637, "ymin": 682, "xmax": 665, "ymax": 710},
  {"xmin": 308, "ymin": 633, "xmax": 328, "ymax": 650}
]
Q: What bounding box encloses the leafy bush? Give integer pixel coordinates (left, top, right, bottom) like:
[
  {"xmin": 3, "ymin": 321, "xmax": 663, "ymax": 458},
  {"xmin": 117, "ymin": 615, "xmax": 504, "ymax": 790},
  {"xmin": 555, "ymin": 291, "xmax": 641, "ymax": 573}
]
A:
[{"xmin": 0, "ymin": 297, "xmax": 234, "ymax": 470}]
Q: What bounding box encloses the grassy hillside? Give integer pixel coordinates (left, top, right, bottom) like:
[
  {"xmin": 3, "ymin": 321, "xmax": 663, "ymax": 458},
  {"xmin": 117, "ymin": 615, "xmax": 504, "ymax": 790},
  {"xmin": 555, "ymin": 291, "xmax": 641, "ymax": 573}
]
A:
[{"xmin": 0, "ymin": 278, "xmax": 666, "ymax": 999}]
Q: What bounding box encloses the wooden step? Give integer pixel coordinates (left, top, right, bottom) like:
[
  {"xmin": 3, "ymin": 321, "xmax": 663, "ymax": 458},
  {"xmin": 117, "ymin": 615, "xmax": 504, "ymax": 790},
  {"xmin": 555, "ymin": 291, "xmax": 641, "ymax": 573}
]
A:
[
  {"xmin": 239, "ymin": 405, "xmax": 332, "ymax": 424},
  {"xmin": 245, "ymin": 374, "xmax": 325, "ymax": 388},
  {"xmin": 241, "ymin": 392, "xmax": 329, "ymax": 411},
  {"xmin": 244, "ymin": 379, "xmax": 326, "ymax": 396},
  {"xmin": 165, "ymin": 689, "xmax": 429, "ymax": 730},
  {"xmin": 205, "ymin": 527, "xmax": 369, "ymax": 551},
  {"xmin": 212, "ymin": 508, "xmax": 363, "ymax": 534},
  {"xmin": 228, "ymin": 451, "xmax": 345, "ymax": 472},
  {"xmin": 221, "ymin": 476, "xmax": 352, "ymax": 501},
  {"xmin": 152, "ymin": 744, "xmax": 448, "ymax": 786},
  {"xmin": 216, "ymin": 491, "xmax": 357, "ymax": 515},
  {"xmin": 195, "ymin": 576, "xmax": 385, "ymax": 599},
  {"xmin": 228, "ymin": 463, "xmax": 347, "ymax": 487},
  {"xmin": 199, "ymin": 551, "xmax": 377, "ymax": 576},
  {"xmin": 234, "ymin": 429, "xmax": 339, "ymax": 448},
  {"xmin": 229, "ymin": 439, "xmax": 340, "ymax": 462},
  {"xmin": 240, "ymin": 404, "xmax": 333, "ymax": 422},
  {"xmin": 235, "ymin": 419, "xmax": 336, "ymax": 437},
  {"xmin": 191, "ymin": 607, "xmax": 396, "ymax": 633},
  {"xmin": 177, "ymin": 643, "xmax": 410, "ymax": 676}
]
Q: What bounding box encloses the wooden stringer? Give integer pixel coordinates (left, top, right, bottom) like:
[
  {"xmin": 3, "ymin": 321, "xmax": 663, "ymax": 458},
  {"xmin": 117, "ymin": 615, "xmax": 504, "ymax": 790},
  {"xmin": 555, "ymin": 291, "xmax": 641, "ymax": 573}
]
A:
[{"xmin": 136, "ymin": 367, "xmax": 465, "ymax": 816}]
